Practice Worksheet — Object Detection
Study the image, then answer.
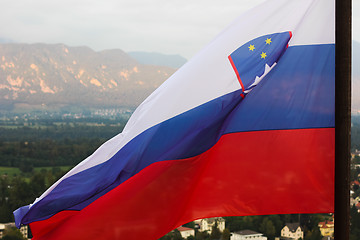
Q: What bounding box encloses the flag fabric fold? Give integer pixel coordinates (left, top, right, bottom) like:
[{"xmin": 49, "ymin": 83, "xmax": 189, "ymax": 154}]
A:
[{"xmin": 14, "ymin": 0, "xmax": 335, "ymax": 239}]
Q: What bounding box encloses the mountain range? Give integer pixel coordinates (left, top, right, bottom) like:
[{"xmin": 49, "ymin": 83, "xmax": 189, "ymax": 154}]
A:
[
  {"xmin": 353, "ymin": 41, "xmax": 360, "ymax": 113},
  {"xmin": 0, "ymin": 43, "xmax": 178, "ymax": 110}
]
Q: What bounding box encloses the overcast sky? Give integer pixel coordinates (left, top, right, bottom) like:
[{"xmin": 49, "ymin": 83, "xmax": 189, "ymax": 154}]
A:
[{"xmin": 0, "ymin": 0, "xmax": 358, "ymax": 59}]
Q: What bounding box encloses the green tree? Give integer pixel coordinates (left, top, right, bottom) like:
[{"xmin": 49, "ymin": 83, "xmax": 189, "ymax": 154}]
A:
[
  {"xmin": 351, "ymin": 229, "xmax": 360, "ymax": 240},
  {"xmin": 183, "ymin": 221, "xmax": 195, "ymax": 229},
  {"xmin": 304, "ymin": 227, "xmax": 321, "ymax": 240},
  {"xmin": 223, "ymin": 216, "xmax": 260, "ymax": 232},
  {"xmin": 259, "ymin": 217, "xmax": 276, "ymax": 240},
  {"xmin": 210, "ymin": 221, "xmax": 221, "ymax": 239},
  {"xmin": 351, "ymin": 204, "xmax": 360, "ymax": 237},
  {"xmin": 173, "ymin": 229, "xmax": 183, "ymax": 240},
  {"xmin": 18, "ymin": 159, "xmax": 33, "ymax": 173},
  {"xmin": 221, "ymin": 228, "xmax": 230, "ymax": 240},
  {"xmin": 267, "ymin": 215, "xmax": 283, "ymax": 237},
  {"xmin": 0, "ymin": 177, "xmax": 12, "ymax": 222},
  {"xmin": 2, "ymin": 227, "xmax": 26, "ymax": 240},
  {"xmin": 159, "ymin": 229, "xmax": 183, "ymax": 240},
  {"xmin": 29, "ymin": 172, "xmax": 46, "ymax": 196},
  {"xmin": 196, "ymin": 231, "xmax": 210, "ymax": 240},
  {"xmin": 8, "ymin": 177, "xmax": 33, "ymax": 210}
]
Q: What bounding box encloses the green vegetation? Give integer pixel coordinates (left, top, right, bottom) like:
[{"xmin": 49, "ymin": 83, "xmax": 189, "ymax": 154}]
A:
[
  {"xmin": 0, "ymin": 166, "xmax": 71, "ymax": 177},
  {"xmin": 0, "ymin": 167, "xmax": 69, "ymax": 223},
  {"xmin": 0, "ymin": 167, "xmax": 21, "ymax": 177},
  {"xmin": 0, "ymin": 119, "xmax": 126, "ymax": 168},
  {"xmin": 349, "ymin": 116, "xmax": 360, "ymax": 240},
  {"xmin": 0, "ymin": 117, "xmax": 124, "ymax": 224},
  {"xmin": 351, "ymin": 162, "xmax": 360, "ymax": 240},
  {"xmin": 2, "ymin": 227, "xmax": 27, "ymax": 240}
]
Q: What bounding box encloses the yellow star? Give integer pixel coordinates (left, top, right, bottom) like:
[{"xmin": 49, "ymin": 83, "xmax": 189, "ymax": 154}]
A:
[
  {"xmin": 261, "ymin": 52, "xmax": 267, "ymax": 59},
  {"xmin": 248, "ymin": 44, "xmax": 255, "ymax": 51},
  {"xmin": 265, "ymin": 38, "xmax": 272, "ymax": 45}
]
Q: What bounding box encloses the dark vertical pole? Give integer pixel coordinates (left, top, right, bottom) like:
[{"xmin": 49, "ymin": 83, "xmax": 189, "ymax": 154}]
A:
[{"xmin": 335, "ymin": 0, "xmax": 351, "ymax": 239}]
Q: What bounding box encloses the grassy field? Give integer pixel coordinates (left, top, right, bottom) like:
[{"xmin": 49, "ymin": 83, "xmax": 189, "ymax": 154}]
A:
[
  {"xmin": 0, "ymin": 166, "xmax": 72, "ymax": 177},
  {"xmin": 0, "ymin": 166, "xmax": 21, "ymax": 176}
]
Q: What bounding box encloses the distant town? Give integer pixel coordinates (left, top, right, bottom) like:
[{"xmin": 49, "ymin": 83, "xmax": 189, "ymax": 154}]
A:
[
  {"xmin": 0, "ymin": 107, "xmax": 134, "ymax": 122},
  {"xmin": 0, "ymin": 215, "xmax": 336, "ymax": 240}
]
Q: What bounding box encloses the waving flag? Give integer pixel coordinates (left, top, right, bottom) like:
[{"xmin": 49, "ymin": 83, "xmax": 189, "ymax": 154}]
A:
[
  {"xmin": 14, "ymin": 0, "xmax": 335, "ymax": 239},
  {"xmin": 228, "ymin": 31, "xmax": 292, "ymax": 97}
]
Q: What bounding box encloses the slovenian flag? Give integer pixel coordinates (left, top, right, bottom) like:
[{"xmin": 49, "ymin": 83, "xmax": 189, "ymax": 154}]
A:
[{"xmin": 14, "ymin": 0, "xmax": 335, "ymax": 239}]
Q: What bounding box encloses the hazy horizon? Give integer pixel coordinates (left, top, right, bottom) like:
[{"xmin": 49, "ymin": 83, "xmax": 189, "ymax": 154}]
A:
[{"xmin": 1, "ymin": 0, "xmax": 358, "ymax": 59}]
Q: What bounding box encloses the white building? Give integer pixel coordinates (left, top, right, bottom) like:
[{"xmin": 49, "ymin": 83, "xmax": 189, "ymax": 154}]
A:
[
  {"xmin": 281, "ymin": 223, "xmax": 303, "ymax": 240},
  {"xmin": 318, "ymin": 220, "xmax": 334, "ymax": 237},
  {"xmin": 194, "ymin": 217, "xmax": 225, "ymax": 233},
  {"xmin": 177, "ymin": 226, "xmax": 195, "ymax": 239},
  {"xmin": 0, "ymin": 223, "xmax": 5, "ymax": 239},
  {"xmin": 231, "ymin": 230, "xmax": 267, "ymax": 240}
]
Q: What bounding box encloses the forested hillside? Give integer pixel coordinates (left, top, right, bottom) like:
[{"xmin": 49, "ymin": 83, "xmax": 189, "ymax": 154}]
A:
[{"xmin": 0, "ymin": 120, "xmax": 125, "ymax": 168}]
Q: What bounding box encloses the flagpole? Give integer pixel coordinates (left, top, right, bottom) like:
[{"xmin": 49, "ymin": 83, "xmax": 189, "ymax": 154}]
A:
[{"xmin": 335, "ymin": 0, "xmax": 351, "ymax": 239}]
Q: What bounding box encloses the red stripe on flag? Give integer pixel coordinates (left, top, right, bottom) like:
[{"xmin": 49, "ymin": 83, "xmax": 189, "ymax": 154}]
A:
[
  {"xmin": 30, "ymin": 128, "xmax": 334, "ymax": 240},
  {"xmin": 228, "ymin": 55, "xmax": 245, "ymax": 91},
  {"xmin": 287, "ymin": 31, "xmax": 293, "ymax": 48}
]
